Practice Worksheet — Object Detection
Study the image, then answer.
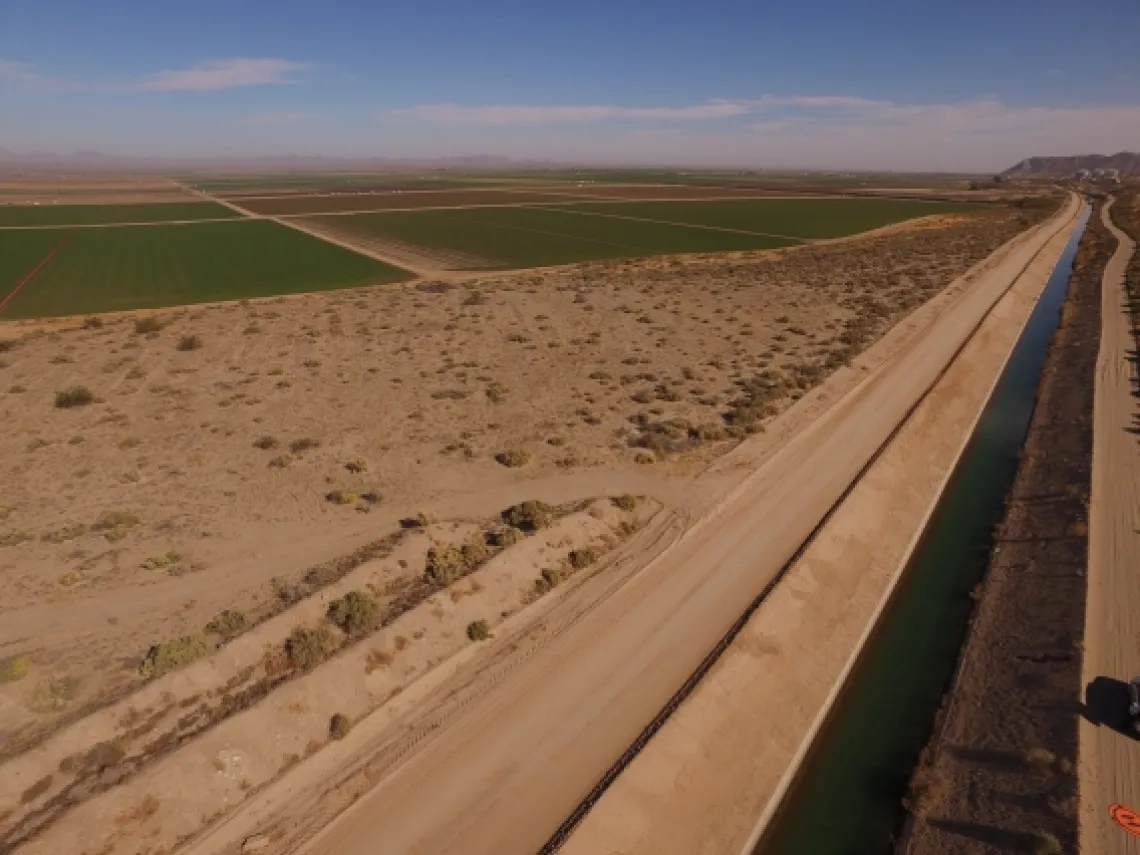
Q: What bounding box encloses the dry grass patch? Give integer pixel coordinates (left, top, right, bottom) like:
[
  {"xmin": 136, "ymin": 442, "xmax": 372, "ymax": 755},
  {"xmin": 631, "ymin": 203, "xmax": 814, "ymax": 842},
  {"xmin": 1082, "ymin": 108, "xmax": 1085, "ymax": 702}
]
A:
[{"xmin": 54, "ymin": 386, "xmax": 94, "ymax": 408}]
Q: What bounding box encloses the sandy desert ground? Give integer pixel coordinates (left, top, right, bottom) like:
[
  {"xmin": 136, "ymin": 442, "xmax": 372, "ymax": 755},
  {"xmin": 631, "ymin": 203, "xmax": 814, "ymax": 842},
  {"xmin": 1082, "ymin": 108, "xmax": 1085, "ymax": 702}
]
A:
[{"xmin": 0, "ymin": 199, "xmax": 1055, "ymax": 853}]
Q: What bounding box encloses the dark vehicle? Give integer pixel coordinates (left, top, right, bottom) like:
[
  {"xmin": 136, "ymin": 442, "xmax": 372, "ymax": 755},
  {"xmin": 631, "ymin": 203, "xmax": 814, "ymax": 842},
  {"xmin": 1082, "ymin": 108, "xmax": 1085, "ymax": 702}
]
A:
[{"xmin": 1129, "ymin": 677, "xmax": 1140, "ymax": 737}]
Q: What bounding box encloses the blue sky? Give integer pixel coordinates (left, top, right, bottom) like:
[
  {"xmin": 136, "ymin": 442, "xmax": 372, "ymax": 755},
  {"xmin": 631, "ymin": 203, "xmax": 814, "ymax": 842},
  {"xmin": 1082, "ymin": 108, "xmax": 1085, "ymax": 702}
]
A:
[{"xmin": 2, "ymin": 0, "xmax": 1139, "ymax": 170}]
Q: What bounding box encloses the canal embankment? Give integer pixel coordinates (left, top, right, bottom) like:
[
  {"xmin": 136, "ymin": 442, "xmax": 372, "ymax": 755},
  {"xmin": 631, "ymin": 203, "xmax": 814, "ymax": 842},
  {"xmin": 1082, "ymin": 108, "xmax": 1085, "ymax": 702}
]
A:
[
  {"xmin": 554, "ymin": 198, "xmax": 1084, "ymax": 855},
  {"xmin": 900, "ymin": 199, "xmax": 1109, "ymax": 855}
]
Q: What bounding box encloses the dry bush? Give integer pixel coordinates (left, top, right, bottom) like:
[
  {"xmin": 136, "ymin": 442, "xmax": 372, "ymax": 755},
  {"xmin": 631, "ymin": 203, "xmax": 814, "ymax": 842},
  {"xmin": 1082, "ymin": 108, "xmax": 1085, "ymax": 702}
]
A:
[
  {"xmin": 612, "ymin": 494, "xmax": 641, "ymax": 511},
  {"xmin": 204, "ymin": 609, "xmax": 247, "ymax": 641},
  {"xmin": 325, "ymin": 490, "xmax": 359, "ymax": 505},
  {"xmin": 466, "ymin": 620, "xmax": 490, "ymax": 641},
  {"xmin": 327, "ymin": 590, "xmax": 379, "ymax": 637},
  {"xmin": 83, "ymin": 316, "xmax": 104, "ymax": 329},
  {"xmin": 252, "ymin": 435, "xmax": 278, "ymax": 450},
  {"xmin": 176, "ymin": 334, "xmax": 203, "ymax": 351},
  {"xmin": 494, "ymin": 449, "xmax": 530, "ymax": 468},
  {"xmin": 535, "ymin": 566, "xmax": 564, "ymax": 594},
  {"xmin": 567, "ymin": 548, "xmax": 599, "ymax": 570},
  {"xmin": 138, "ymin": 635, "xmax": 211, "ymax": 679},
  {"xmin": 424, "ymin": 536, "xmax": 490, "ymax": 586},
  {"xmin": 285, "ymin": 626, "xmax": 334, "ymax": 671},
  {"xmin": 0, "ymin": 654, "xmax": 32, "ymax": 683},
  {"xmin": 91, "ymin": 509, "xmax": 140, "ymax": 542},
  {"xmin": 134, "ymin": 317, "xmax": 163, "ymax": 334},
  {"xmin": 54, "ymin": 386, "xmax": 94, "ymax": 408},
  {"xmin": 501, "ymin": 500, "xmax": 554, "ymax": 532},
  {"xmin": 488, "ymin": 526, "xmax": 524, "ymax": 547},
  {"xmin": 290, "ymin": 437, "xmax": 321, "ymax": 454}
]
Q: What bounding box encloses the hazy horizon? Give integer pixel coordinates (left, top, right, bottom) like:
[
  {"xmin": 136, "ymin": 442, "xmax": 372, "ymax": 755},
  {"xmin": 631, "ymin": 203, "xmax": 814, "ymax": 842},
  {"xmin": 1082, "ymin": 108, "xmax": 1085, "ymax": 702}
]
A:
[{"xmin": 2, "ymin": 0, "xmax": 1139, "ymax": 172}]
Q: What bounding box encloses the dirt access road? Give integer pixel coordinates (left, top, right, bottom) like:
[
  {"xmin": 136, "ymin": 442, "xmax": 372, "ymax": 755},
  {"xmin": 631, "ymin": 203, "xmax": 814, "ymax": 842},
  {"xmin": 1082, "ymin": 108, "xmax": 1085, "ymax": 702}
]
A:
[
  {"xmin": 1081, "ymin": 197, "xmax": 1140, "ymax": 855},
  {"xmin": 182, "ymin": 193, "xmax": 1072, "ymax": 855}
]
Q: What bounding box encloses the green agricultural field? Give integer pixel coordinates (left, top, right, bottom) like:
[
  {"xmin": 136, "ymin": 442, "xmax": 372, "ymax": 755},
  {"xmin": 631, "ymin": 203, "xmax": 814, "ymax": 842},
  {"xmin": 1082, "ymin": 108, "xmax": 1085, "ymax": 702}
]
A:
[
  {"xmin": 0, "ymin": 231, "xmax": 70, "ymax": 305},
  {"xmin": 541, "ymin": 198, "xmax": 983, "ymax": 240},
  {"xmin": 0, "ymin": 220, "xmax": 410, "ymax": 318},
  {"xmin": 0, "ymin": 201, "xmax": 241, "ymax": 228},
  {"xmin": 306, "ymin": 205, "xmax": 797, "ymax": 269}
]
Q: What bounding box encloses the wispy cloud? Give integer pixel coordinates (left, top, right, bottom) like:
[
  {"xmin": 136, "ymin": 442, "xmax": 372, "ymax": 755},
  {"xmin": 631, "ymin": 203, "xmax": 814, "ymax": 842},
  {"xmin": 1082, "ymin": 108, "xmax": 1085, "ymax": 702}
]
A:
[
  {"xmin": 0, "ymin": 57, "xmax": 311, "ymax": 93},
  {"xmin": 395, "ymin": 99, "xmax": 754, "ymax": 125},
  {"xmin": 139, "ymin": 59, "xmax": 310, "ymax": 92},
  {"xmin": 243, "ymin": 110, "xmax": 317, "ymax": 126}
]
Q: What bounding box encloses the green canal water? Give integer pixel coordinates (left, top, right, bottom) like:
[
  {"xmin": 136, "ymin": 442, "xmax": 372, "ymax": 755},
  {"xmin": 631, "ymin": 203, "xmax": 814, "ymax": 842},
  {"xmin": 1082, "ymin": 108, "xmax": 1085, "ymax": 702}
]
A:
[{"xmin": 754, "ymin": 208, "xmax": 1090, "ymax": 855}]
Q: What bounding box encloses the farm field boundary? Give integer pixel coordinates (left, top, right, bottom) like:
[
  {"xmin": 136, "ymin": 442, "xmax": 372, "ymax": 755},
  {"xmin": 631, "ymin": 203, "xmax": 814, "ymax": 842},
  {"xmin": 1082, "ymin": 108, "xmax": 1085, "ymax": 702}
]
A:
[
  {"xmin": 296, "ymin": 197, "xmax": 984, "ymax": 271},
  {"xmin": 0, "ymin": 200, "xmax": 242, "ymax": 228},
  {"xmin": 0, "ymin": 219, "xmax": 410, "ymax": 318}
]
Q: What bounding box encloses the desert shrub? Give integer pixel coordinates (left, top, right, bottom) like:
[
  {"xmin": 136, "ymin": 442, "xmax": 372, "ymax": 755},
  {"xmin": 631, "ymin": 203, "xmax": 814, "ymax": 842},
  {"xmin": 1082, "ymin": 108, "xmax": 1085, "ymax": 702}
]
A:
[
  {"xmin": 611, "ymin": 494, "xmax": 640, "ymax": 511},
  {"xmin": 290, "ymin": 437, "xmax": 320, "ymax": 454},
  {"xmin": 399, "ymin": 512, "xmax": 434, "ymax": 529},
  {"xmin": 501, "ymin": 500, "xmax": 555, "ymax": 532},
  {"xmin": 176, "ymin": 334, "xmax": 202, "ymax": 351},
  {"xmin": 268, "ymin": 455, "xmax": 291, "ymax": 469},
  {"xmin": 0, "ymin": 340, "xmax": 16, "ymax": 352},
  {"xmin": 83, "ymin": 316, "xmax": 104, "ymax": 329},
  {"xmin": 54, "ymin": 386, "xmax": 94, "ymax": 408},
  {"xmin": 567, "ymin": 548, "xmax": 599, "ymax": 570},
  {"xmin": 494, "ymin": 449, "xmax": 530, "ymax": 468},
  {"xmin": 488, "ymin": 526, "xmax": 524, "ymax": 548},
  {"xmin": 424, "ymin": 536, "xmax": 489, "ymax": 586},
  {"xmin": 325, "ymin": 490, "xmax": 359, "ymax": 505},
  {"xmin": 27, "ymin": 675, "xmax": 80, "ymax": 713},
  {"xmin": 535, "ymin": 566, "xmax": 564, "ymax": 594},
  {"xmin": 634, "ymin": 451, "xmax": 655, "ymax": 464},
  {"xmin": 0, "ymin": 530, "xmax": 32, "ymax": 548},
  {"xmin": 92, "ymin": 509, "xmax": 139, "ymax": 533},
  {"xmin": 41, "ymin": 523, "xmax": 87, "ymax": 544},
  {"xmin": 630, "ymin": 418, "xmax": 694, "ymax": 456},
  {"xmin": 253, "ymin": 435, "xmax": 278, "ymax": 450},
  {"xmin": 327, "ymin": 590, "xmax": 379, "ymax": 637},
  {"xmin": 134, "ymin": 317, "xmax": 163, "ymax": 334},
  {"xmin": 689, "ymin": 423, "xmax": 727, "ymax": 442},
  {"xmin": 0, "ymin": 654, "xmax": 32, "ymax": 683},
  {"xmin": 345, "ymin": 459, "xmax": 367, "ymax": 474},
  {"xmin": 466, "ymin": 620, "xmax": 490, "ymax": 641},
  {"xmin": 329, "ymin": 713, "xmax": 352, "ymax": 740},
  {"xmin": 205, "ymin": 609, "xmax": 247, "ymax": 641},
  {"xmin": 138, "ymin": 635, "xmax": 210, "ymax": 679},
  {"xmin": 284, "ymin": 626, "xmax": 334, "ymax": 670},
  {"xmin": 485, "ymin": 382, "xmax": 508, "ymax": 403}
]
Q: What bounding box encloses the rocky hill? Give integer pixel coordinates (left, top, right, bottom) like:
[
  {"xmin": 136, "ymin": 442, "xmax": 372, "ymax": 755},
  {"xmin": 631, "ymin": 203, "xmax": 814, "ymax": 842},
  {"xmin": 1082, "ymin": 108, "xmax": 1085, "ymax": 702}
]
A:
[{"xmin": 1004, "ymin": 152, "xmax": 1140, "ymax": 176}]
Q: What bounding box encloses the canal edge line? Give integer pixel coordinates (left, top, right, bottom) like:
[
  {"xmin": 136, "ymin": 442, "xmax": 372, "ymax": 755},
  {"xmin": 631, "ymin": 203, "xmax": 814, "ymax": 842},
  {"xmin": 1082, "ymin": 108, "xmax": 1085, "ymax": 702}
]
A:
[{"xmin": 737, "ymin": 197, "xmax": 1087, "ymax": 855}]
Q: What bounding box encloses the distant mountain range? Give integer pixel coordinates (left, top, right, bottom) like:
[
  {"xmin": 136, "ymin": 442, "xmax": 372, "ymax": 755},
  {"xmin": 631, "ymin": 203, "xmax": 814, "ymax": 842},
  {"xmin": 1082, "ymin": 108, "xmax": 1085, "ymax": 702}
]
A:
[{"xmin": 1003, "ymin": 152, "xmax": 1140, "ymax": 176}]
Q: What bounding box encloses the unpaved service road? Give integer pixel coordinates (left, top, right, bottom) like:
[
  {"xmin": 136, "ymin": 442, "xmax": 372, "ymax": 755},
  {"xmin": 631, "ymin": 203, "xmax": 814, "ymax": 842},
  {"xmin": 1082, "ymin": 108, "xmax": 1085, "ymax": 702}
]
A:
[
  {"xmin": 205, "ymin": 196, "xmax": 1079, "ymax": 855},
  {"xmin": 1080, "ymin": 198, "xmax": 1140, "ymax": 855}
]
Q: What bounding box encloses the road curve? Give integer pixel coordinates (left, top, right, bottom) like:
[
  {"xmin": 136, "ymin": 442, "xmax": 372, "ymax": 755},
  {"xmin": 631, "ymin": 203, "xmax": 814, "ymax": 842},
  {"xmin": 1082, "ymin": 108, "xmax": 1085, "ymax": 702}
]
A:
[
  {"xmin": 1080, "ymin": 197, "xmax": 1140, "ymax": 855},
  {"xmin": 280, "ymin": 195, "xmax": 1082, "ymax": 855}
]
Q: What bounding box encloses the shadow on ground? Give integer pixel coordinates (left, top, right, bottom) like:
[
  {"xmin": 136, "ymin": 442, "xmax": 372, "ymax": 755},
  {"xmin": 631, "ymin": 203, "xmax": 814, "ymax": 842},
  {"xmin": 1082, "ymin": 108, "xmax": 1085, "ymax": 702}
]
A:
[{"xmin": 1080, "ymin": 676, "xmax": 1134, "ymax": 736}]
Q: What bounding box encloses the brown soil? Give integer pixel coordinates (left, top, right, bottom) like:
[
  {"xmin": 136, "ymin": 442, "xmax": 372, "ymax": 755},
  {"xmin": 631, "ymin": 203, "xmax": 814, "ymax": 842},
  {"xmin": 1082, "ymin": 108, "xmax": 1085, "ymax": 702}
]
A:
[
  {"xmin": 902, "ymin": 201, "xmax": 1112, "ymax": 855},
  {"xmin": 0, "ymin": 209, "xmax": 1038, "ymax": 756}
]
